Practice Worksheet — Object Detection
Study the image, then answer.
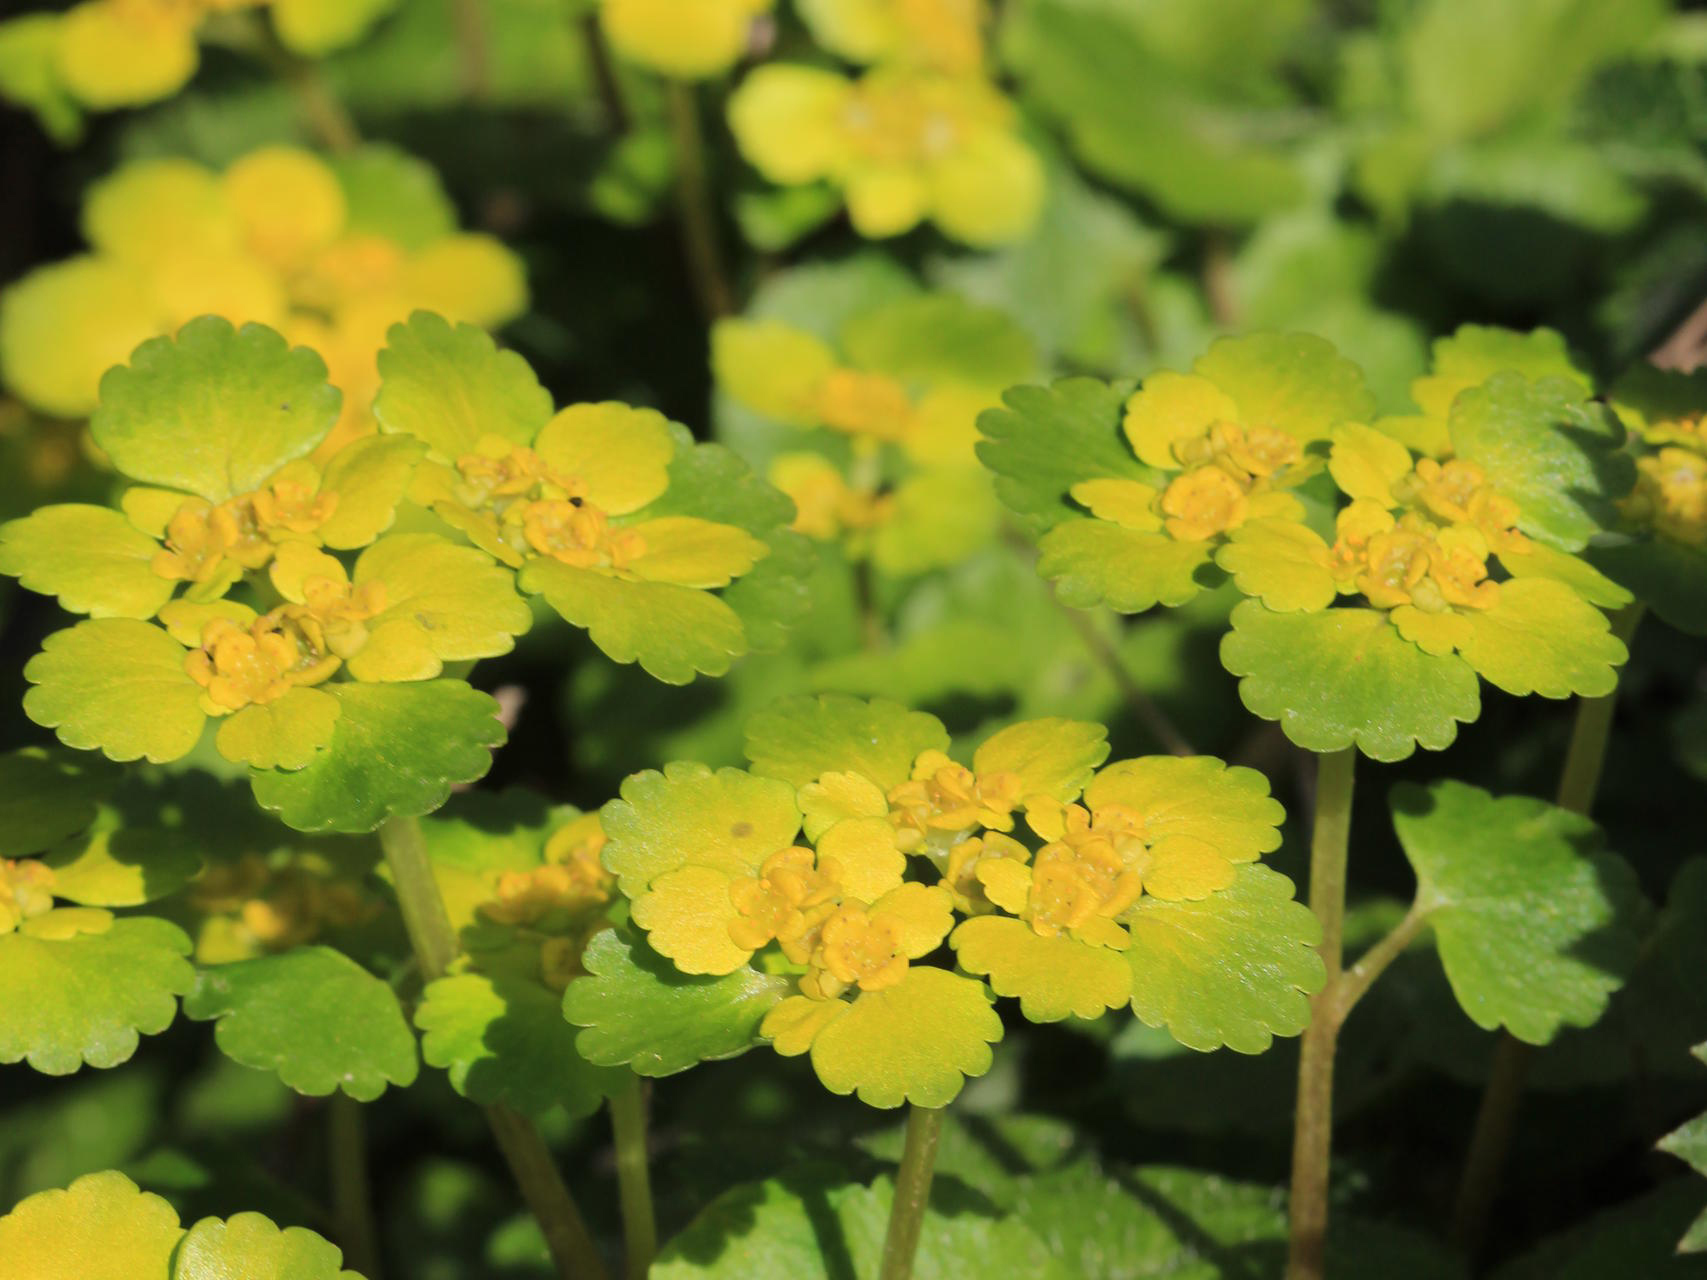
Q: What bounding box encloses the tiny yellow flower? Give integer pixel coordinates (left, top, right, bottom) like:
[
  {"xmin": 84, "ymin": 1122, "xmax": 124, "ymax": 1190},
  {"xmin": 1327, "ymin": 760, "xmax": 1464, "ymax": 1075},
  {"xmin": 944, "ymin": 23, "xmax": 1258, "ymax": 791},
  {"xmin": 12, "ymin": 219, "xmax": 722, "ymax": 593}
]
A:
[
  {"xmin": 0, "ymin": 858, "xmax": 58, "ymax": 934},
  {"xmin": 887, "ymin": 748, "xmax": 1024, "ymax": 850},
  {"xmin": 190, "ymin": 852, "xmax": 376, "ymax": 964},
  {"xmin": 1624, "ymin": 447, "xmax": 1707, "ymax": 548}
]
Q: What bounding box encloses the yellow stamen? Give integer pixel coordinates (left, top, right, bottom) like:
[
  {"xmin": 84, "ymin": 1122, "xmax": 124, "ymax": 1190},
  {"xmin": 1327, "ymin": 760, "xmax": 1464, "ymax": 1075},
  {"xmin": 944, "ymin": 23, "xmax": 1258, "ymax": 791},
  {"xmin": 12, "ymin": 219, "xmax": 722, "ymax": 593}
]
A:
[{"xmin": 801, "ymin": 902, "xmax": 909, "ymax": 998}]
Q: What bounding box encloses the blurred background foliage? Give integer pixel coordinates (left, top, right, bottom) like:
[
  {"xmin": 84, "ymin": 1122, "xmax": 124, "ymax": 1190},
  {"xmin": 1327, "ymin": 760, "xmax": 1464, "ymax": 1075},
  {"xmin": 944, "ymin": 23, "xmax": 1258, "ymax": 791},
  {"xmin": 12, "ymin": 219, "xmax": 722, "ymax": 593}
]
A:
[{"xmin": 2, "ymin": 0, "xmax": 1707, "ymax": 1274}]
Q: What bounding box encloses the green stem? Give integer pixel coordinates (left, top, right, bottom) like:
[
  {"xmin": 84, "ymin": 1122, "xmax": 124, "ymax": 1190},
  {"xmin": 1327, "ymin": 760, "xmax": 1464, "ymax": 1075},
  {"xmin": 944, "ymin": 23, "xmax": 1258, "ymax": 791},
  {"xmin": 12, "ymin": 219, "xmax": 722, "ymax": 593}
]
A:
[
  {"xmin": 610, "ymin": 1080, "xmax": 658, "ymax": 1280},
  {"xmin": 665, "ymin": 80, "xmax": 734, "ymax": 319},
  {"xmin": 1285, "ymin": 748, "xmax": 1357, "ymax": 1280},
  {"xmin": 486, "ymin": 1104, "xmax": 610, "ymax": 1280},
  {"xmin": 452, "ymin": 0, "xmax": 492, "ymax": 101},
  {"xmin": 377, "ymin": 818, "xmax": 609, "ymax": 1280},
  {"xmin": 878, "ymin": 1106, "xmax": 946, "ymax": 1280},
  {"xmin": 578, "ymin": 11, "xmax": 628, "ymax": 131},
  {"xmin": 328, "ymin": 1094, "xmax": 383, "ymax": 1280},
  {"xmin": 1446, "ymin": 602, "xmax": 1644, "ymax": 1254}
]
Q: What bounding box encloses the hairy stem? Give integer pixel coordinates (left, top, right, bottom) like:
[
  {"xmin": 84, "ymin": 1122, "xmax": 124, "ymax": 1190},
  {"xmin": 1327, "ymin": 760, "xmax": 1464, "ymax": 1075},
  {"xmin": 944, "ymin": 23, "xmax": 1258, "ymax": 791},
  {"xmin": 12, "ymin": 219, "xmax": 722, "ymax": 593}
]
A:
[
  {"xmin": 377, "ymin": 818, "xmax": 608, "ymax": 1280},
  {"xmin": 1446, "ymin": 602, "xmax": 1644, "ymax": 1253},
  {"xmin": 328, "ymin": 1094, "xmax": 382, "ymax": 1280},
  {"xmin": 1285, "ymin": 748, "xmax": 1356, "ymax": 1280},
  {"xmin": 665, "ymin": 80, "xmax": 734, "ymax": 319},
  {"xmin": 610, "ymin": 1081, "xmax": 658, "ymax": 1280},
  {"xmin": 878, "ymin": 1106, "xmax": 946, "ymax": 1280}
]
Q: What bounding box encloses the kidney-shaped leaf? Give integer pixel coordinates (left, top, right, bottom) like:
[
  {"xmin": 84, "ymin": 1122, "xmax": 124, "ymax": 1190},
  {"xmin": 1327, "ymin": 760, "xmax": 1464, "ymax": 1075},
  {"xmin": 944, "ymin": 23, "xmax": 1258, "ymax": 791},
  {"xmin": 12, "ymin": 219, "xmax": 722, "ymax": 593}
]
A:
[{"xmin": 1391, "ymin": 780, "xmax": 1646, "ymax": 1045}]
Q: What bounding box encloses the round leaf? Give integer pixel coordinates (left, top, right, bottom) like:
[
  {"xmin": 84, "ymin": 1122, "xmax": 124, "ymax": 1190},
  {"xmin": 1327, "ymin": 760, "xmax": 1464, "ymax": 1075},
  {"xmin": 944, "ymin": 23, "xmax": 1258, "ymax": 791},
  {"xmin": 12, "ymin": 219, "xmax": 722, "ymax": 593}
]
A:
[
  {"xmin": 183, "ymin": 946, "xmax": 420, "ymax": 1100},
  {"xmin": 564, "ymin": 927, "xmax": 791, "ymax": 1077},
  {"xmin": 373, "ymin": 311, "xmax": 552, "ymax": 463},
  {"xmin": 1037, "ymin": 519, "xmax": 1216, "ymax": 613},
  {"xmin": 1220, "ymin": 600, "xmax": 1481, "ymax": 761},
  {"xmin": 0, "ymin": 1171, "xmax": 182, "ymax": 1280},
  {"xmin": 416, "ymin": 949, "xmax": 623, "ymax": 1118},
  {"xmin": 0, "ymin": 915, "xmax": 194, "ymax": 1074},
  {"xmin": 24, "ymin": 619, "xmax": 207, "ymax": 764},
  {"xmin": 1125, "ymin": 864, "xmax": 1325, "ymax": 1053},
  {"xmin": 1391, "ymin": 780, "xmax": 1646, "ymax": 1045},
  {"xmin": 249, "ymin": 681, "xmax": 506, "ymax": 834},
  {"xmin": 174, "ymin": 1210, "xmax": 365, "ymax": 1280},
  {"xmin": 0, "ymin": 504, "xmax": 177, "ymax": 619},
  {"xmin": 91, "ymin": 317, "xmax": 340, "ymax": 503},
  {"xmin": 745, "ymin": 694, "xmax": 950, "ymax": 791}
]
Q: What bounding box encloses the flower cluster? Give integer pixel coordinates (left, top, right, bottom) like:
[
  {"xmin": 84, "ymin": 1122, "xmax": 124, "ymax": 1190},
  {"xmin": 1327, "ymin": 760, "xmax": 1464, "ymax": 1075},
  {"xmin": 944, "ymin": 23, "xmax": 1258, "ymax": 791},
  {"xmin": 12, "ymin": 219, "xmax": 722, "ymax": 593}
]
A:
[
  {"xmin": 0, "ymin": 144, "xmax": 525, "ymax": 457},
  {"xmin": 377, "ymin": 312, "xmax": 808, "ymax": 684},
  {"xmin": 983, "ymin": 331, "xmax": 1633, "ymax": 749},
  {"xmin": 188, "ymin": 850, "xmax": 378, "ymax": 964},
  {"xmin": 470, "ymin": 814, "xmax": 616, "ymax": 992},
  {"xmin": 598, "ymin": 697, "xmax": 1284, "ymax": 1106},
  {"xmin": 0, "ymin": 0, "xmax": 397, "ymax": 121},
  {"xmin": 712, "ymin": 292, "xmax": 1030, "ymax": 573},
  {"xmin": 1, "ymin": 316, "xmax": 533, "ymax": 774},
  {"xmin": 727, "ymin": 11, "xmax": 1042, "ymax": 246}
]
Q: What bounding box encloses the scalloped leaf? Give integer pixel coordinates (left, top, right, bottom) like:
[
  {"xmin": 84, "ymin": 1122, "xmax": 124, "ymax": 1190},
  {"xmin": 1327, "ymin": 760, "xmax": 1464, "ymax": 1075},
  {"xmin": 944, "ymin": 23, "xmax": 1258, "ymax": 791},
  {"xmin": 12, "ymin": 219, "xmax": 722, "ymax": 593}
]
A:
[
  {"xmin": 249, "ymin": 681, "xmax": 505, "ymax": 834},
  {"xmin": 952, "ymin": 917, "xmax": 1131, "ymax": 1022},
  {"xmin": 0, "ymin": 1171, "xmax": 183, "ymax": 1279},
  {"xmin": 745, "ymin": 694, "xmax": 950, "ymax": 791},
  {"xmin": 0, "ymin": 915, "xmax": 193, "ymax": 1074},
  {"xmin": 564, "ymin": 926, "xmax": 790, "ymax": 1076},
  {"xmin": 0, "ymin": 746, "xmax": 119, "ymax": 857},
  {"xmin": 976, "ymin": 377, "xmax": 1146, "ymax": 534},
  {"xmin": 174, "ymin": 1210, "xmax": 366, "ymax": 1279},
  {"xmin": 1037, "ymin": 518, "xmax": 1217, "ymax": 613},
  {"xmin": 600, "ymin": 761, "xmax": 801, "ymax": 898},
  {"xmin": 0, "ymin": 504, "xmax": 176, "ymax": 619},
  {"xmin": 24, "ymin": 619, "xmax": 207, "ymax": 764},
  {"xmin": 1221, "ymin": 600, "xmax": 1481, "ymax": 762},
  {"xmin": 1124, "ymin": 864, "xmax": 1325, "ymax": 1053},
  {"xmin": 1448, "ymin": 373, "xmax": 1634, "ymax": 551},
  {"xmin": 792, "ymin": 966, "xmax": 1003, "ymax": 1109},
  {"xmin": 416, "ymin": 947, "xmax": 623, "ymax": 1118},
  {"xmin": 652, "ymin": 1167, "xmax": 1069, "ymax": 1280},
  {"xmin": 1412, "ymin": 324, "xmax": 1591, "ymax": 421},
  {"xmin": 373, "ymin": 311, "xmax": 552, "ymax": 463},
  {"xmin": 1455, "ymin": 577, "xmax": 1626, "ymax": 698},
  {"xmin": 91, "ymin": 317, "xmax": 340, "ymax": 502},
  {"xmin": 521, "ymin": 558, "xmax": 749, "ymax": 684},
  {"xmin": 1391, "ymin": 781, "xmax": 1646, "ymax": 1045},
  {"xmin": 183, "ymin": 946, "xmax": 419, "ymax": 1100}
]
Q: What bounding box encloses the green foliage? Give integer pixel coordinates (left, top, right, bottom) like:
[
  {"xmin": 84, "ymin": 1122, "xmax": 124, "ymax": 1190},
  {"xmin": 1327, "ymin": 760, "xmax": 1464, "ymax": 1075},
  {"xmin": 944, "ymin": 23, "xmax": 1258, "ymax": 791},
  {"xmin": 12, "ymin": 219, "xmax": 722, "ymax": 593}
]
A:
[
  {"xmin": 563, "ymin": 927, "xmax": 791, "ymax": 1077},
  {"xmin": 1391, "ymin": 781, "xmax": 1646, "ymax": 1044},
  {"xmin": 183, "ymin": 946, "xmax": 419, "ymax": 1100},
  {"xmin": 249, "ymin": 682, "xmax": 506, "ymax": 834},
  {"xmin": 91, "ymin": 318, "xmax": 340, "ymax": 504},
  {"xmin": 0, "ymin": 917, "xmax": 193, "ymax": 1074},
  {"xmin": 1222, "ymin": 601, "xmax": 1481, "ymax": 760}
]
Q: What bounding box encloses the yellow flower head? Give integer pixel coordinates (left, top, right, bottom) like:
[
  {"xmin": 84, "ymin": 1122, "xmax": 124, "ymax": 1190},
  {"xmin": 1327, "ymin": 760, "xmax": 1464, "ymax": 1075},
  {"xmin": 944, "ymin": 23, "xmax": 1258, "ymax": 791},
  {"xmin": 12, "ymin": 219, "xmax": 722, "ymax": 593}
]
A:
[
  {"xmin": 0, "ymin": 146, "xmax": 526, "ymax": 451},
  {"xmin": 728, "ymin": 65, "xmax": 1044, "ymax": 246},
  {"xmin": 0, "ymin": 859, "xmax": 58, "ymax": 934},
  {"xmin": 190, "ymin": 852, "xmax": 376, "ymax": 964},
  {"xmin": 727, "ymin": 846, "xmax": 843, "ymax": 961},
  {"xmin": 1625, "ymin": 447, "xmax": 1707, "ymax": 548},
  {"xmin": 886, "ymin": 748, "xmax": 1023, "ymax": 850}
]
